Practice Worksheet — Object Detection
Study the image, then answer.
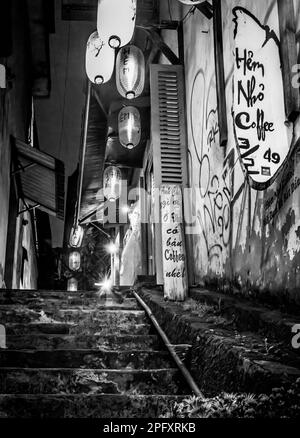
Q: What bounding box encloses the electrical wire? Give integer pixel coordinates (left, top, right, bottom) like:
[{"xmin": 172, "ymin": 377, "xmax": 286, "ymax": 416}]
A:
[
  {"xmin": 167, "ymin": 0, "xmax": 173, "ymax": 21},
  {"xmin": 181, "ymin": 6, "xmax": 196, "ymax": 24}
]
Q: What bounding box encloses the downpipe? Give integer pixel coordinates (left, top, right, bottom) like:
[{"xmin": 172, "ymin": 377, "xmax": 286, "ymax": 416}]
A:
[{"xmin": 132, "ymin": 289, "xmax": 204, "ymax": 398}]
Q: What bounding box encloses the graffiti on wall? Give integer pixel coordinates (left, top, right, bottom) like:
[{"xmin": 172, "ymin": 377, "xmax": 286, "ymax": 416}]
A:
[
  {"xmin": 263, "ymin": 155, "xmax": 300, "ymax": 226},
  {"xmin": 232, "ymin": 7, "xmax": 291, "ymax": 190},
  {"xmin": 189, "ymin": 70, "xmax": 233, "ymax": 274}
]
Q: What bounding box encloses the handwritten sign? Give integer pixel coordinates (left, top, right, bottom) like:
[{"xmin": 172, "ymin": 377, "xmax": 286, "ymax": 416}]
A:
[
  {"xmin": 160, "ymin": 185, "xmax": 187, "ymax": 301},
  {"xmin": 232, "ymin": 7, "xmax": 291, "ymax": 190}
]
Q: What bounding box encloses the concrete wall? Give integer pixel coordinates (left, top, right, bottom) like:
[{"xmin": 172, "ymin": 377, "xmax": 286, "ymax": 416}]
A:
[
  {"xmin": 164, "ymin": 0, "xmax": 300, "ymax": 307},
  {"xmin": 12, "ymin": 206, "xmax": 38, "ymax": 290},
  {"xmin": 0, "ymin": 0, "xmax": 38, "ymax": 290}
]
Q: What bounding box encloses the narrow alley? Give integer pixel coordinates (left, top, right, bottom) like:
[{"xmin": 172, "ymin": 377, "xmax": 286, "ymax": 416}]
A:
[{"xmin": 0, "ymin": 0, "xmax": 300, "ymax": 423}]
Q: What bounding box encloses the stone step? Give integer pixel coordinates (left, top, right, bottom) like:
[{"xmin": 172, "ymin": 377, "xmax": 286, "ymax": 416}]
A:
[
  {"xmin": 140, "ymin": 287, "xmax": 300, "ymax": 395},
  {"xmin": 0, "ymin": 349, "xmax": 173, "ymax": 370},
  {"xmin": 0, "ymin": 299, "xmax": 140, "ymax": 310},
  {"xmin": 0, "ymin": 289, "xmax": 133, "ymax": 300},
  {"xmin": 0, "ymin": 368, "xmax": 185, "ymax": 395},
  {"xmin": 4, "ymin": 322, "xmax": 153, "ymax": 336},
  {"xmin": 0, "ymin": 394, "xmax": 187, "ymax": 418},
  {"xmin": 0, "ymin": 308, "xmax": 147, "ymax": 325},
  {"xmin": 5, "ymin": 334, "xmax": 163, "ymax": 351},
  {"xmin": 189, "ymin": 287, "xmax": 300, "ymax": 343}
]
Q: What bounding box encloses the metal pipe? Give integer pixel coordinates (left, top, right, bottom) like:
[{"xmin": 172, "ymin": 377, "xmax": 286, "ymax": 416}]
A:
[
  {"xmin": 75, "ymin": 80, "xmax": 91, "ymax": 226},
  {"xmin": 90, "ymin": 222, "xmax": 111, "ymax": 239},
  {"xmin": 132, "ymin": 289, "xmax": 204, "ymax": 398}
]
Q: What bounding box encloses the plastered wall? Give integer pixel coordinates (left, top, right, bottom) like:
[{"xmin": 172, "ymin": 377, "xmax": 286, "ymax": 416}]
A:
[{"xmin": 178, "ymin": 0, "xmax": 300, "ymax": 306}]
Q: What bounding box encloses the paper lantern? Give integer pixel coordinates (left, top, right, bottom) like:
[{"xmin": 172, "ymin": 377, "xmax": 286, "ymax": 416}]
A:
[
  {"xmin": 97, "ymin": 0, "xmax": 136, "ymax": 49},
  {"xmin": 85, "ymin": 31, "xmax": 115, "ymax": 85},
  {"xmin": 103, "ymin": 166, "xmax": 122, "ymax": 202},
  {"xmin": 116, "ymin": 45, "xmax": 145, "ymax": 99},
  {"xmin": 118, "ymin": 106, "xmax": 141, "ymax": 149},
  {"xmin": 69, "ymin": 225, "xmax": 84, "ymax": 248},
  {"xmin": 67, "ymin": 278, "xmax": 78, "ymax": 292},
  {"xmin": 69, "ymin": 251, "xmax": 81, "ymax": 271},
  {"xmin": 176, "ymin": 0, "xmax": 203, "ymax": 4}
]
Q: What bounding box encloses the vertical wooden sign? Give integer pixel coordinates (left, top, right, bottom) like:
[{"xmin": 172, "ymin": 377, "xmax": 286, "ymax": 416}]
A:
[{"xmin": 160, "ymin": 185, "xmax": 187, "ymax": 302}]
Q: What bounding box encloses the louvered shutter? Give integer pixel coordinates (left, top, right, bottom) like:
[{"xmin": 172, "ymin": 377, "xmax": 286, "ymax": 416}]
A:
[
  {"xmin": 150, "ymin": 64, "xmax": 189, "ymax": 286},
  {"xmin": 150, "ymin": 64, "xmax": 189, "ymax": 188}
]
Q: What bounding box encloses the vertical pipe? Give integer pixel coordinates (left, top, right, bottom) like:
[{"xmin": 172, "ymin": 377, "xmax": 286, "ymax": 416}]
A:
[{"xmin": 75, "ymin": 81, "xmax": 91, "ymax": 227}]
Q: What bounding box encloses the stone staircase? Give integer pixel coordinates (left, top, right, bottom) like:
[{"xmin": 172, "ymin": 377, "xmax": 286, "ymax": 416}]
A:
[{"xmin": 0, "ymin": 289, "xmax": 190, "ymax": 418}]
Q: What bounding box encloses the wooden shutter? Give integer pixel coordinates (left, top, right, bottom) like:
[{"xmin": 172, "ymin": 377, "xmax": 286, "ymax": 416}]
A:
[
  {"xmin": 150, "ymin": 64, "xmax": 189, "ymax": 285},
  {"xmin": 150, "ymin": 64, "xmax": 189, "ymax": 189}
]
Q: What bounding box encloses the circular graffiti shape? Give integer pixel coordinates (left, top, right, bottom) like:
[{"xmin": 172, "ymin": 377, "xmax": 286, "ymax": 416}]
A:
[
  {"xmin": 190, "ymin": 69, "xmax": 206, "ymax": 164},
  {"xmin": 199, "ymin": 154, "xmax": 210, "ymax": 198}
]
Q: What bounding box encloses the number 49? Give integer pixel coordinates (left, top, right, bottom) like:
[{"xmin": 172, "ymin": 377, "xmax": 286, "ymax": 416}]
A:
[{"xmin": 263, "ymin": 148, "xmax": 280, "ymax": 164}]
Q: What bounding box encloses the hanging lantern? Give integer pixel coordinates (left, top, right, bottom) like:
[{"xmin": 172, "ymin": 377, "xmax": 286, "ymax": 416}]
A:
[
  {"xmin": 67, "ymin": 278, "xmax": 78, "ymax": 292},
  {"xmin": 69, "ymin": 251, "xmax": 81, "ymax": 271},
  {"xmin": 85, "ymin": 31, "xmax": 115, "ymax": 85},
  {"xmin": 176, "ymin": 0, "xmax": 204, "ymax": 4},
  {"xmin": 97, "ymin": 0, "xmax": 137, "ymax": 49},
  {"xmin": 69, "ymin": 225, "xmax": 84, "ymax": 248},
  {"xmin": 116, "ymin": 45, "xmax": 145, "ymax": 100},
  {"xmin": 118, "ymin": 106, "xmax": 141, "ymax": 149},
  {"xmin": 103, "ymin": 166, "xmax": 122, "ymax": 202}
]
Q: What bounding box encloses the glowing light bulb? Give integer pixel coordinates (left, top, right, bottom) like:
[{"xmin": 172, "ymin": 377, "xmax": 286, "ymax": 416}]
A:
[{"xmin": 105, "ymin": 242, "xmax": 118, "ymax": 255}]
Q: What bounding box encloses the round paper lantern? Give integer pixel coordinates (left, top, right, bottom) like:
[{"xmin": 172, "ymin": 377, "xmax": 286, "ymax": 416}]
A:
[
  {"xmin": 97, "ymin": 0, "xmax": 137, "ymax": 49},
  {"xmin": 69, "ymin": 225, "xmax": 84, "ymax": 248},
  {"xmin": 67, "ymin": 278, "xmax": 78, "ymax": 291},
  {"xmin": 85, "ymin": 31, "xmax": 115, "ymax": 85},
  {"xmin": 103, "ymin": 166, "xmax": 122, "ymax": 202},
  {"xmin": 116, "ymin": 45, "xmax": 145, "ymax": 99},
  {"xmin": 118, "ymin": 106, "xmax": 141, "ymax": 149},
  {"xmin": 69, "ymin": 251, "xmax": 81, "ymax": 271},
  {"xmin": 176, "ymin": 0, "xmax": 203, "ymax": 4}
]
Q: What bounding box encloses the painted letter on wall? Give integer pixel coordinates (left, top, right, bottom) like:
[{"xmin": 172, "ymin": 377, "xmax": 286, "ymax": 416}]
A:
[
  {"xmin": 161, "ymin": 185, "xmax": 187, "ymax": 301},
  {"xmin": 232, "ymin": 7, "xmax": 291, "ymax": 190}
]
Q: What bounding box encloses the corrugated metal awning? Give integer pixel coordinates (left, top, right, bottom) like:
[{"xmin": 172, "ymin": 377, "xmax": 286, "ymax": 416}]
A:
[{"xmin": 13, "ymin": 138, "xmax": 65, "ymax": 220}]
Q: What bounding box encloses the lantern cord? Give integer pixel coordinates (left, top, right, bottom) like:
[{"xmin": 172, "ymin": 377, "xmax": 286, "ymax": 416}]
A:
[{"xmin": 167, "ymin": 0, "xmax": 173, "ymax": 21}]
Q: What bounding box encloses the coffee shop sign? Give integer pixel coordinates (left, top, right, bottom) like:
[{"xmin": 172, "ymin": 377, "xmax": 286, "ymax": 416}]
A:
[{"xmin": 232, "ymin": 7, "xmax": 292, "ymax": 190}]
